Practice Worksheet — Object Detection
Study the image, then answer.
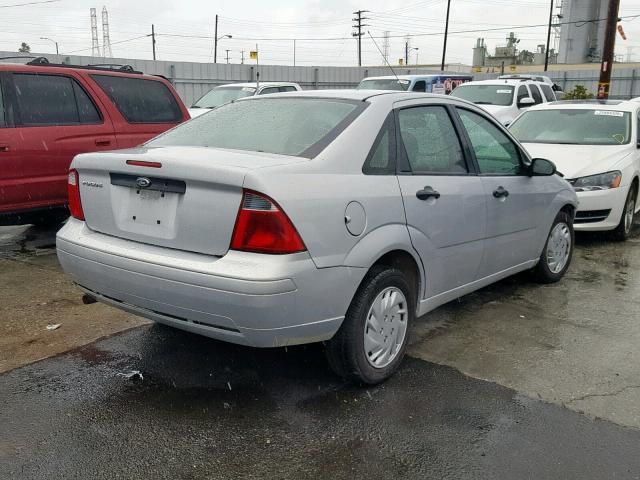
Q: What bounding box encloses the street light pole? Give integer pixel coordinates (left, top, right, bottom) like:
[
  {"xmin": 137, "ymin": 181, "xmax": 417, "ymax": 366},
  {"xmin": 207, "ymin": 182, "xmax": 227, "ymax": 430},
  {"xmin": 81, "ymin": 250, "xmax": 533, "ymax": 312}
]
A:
[
  {"xmin": 40, "ymin": 37, "xmax": 58, "ymax": 55},
  {"xmin": 441, "ymin": 0, "xmax": 451, "ymax": 70},
  {"xmin": 544, "ymin": 0, "xmax": 554, "ymax": 71}
]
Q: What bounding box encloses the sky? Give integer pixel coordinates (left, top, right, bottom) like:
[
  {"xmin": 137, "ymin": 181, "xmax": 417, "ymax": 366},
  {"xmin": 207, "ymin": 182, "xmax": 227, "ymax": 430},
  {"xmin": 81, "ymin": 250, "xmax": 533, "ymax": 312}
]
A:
[{"xmin": 3, "ymin": 0, "xmax": 640, "ymax": 67}]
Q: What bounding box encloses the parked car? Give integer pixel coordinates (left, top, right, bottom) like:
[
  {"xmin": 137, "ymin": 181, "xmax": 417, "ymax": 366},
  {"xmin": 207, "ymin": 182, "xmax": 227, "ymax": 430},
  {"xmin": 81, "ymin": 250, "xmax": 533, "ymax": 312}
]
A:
[
  {"xmin": 356, "ymin": 74, "xmax": 472, "ymax": 94},
  {"xmin": 498, "ymin": 74, "xmax": 563, "ymax": 94},
  {"xmin": 189, "ymin": 82, "xmax": 302, "ymax": 118},
  {"xmin": 0, "ymin": 58, "xmax": 189, "ymax": 226},
  {"xmin": 450, "ymin": 78, "xmax": 556, "ymax": 126},
  {"xmin": 57, "ymin": 90, "xmax": 577, "ymax": 384},
  {"xmin": 510, "ymin": 99, "xmax": 640, "ymax": 240}
]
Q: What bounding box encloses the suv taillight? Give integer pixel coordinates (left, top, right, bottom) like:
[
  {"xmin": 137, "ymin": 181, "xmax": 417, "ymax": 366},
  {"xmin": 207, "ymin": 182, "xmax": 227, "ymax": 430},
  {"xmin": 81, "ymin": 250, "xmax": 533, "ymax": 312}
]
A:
[
  {"xmin": 68, "ymin": 169, "xmax": 85, "ymax": 220},
  {"xmin": 230, "ymin": 190, "xmax": 306, "ymax": 254}
]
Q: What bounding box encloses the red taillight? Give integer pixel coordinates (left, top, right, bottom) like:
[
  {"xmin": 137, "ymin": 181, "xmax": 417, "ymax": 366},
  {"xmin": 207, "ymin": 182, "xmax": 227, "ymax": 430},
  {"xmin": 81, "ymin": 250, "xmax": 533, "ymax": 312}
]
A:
[
  {"xmin": 67, "ymin": 169, "xmax": 85, "ymax": 220},
  {"xmin": 230, "ymin": 190, "xmax": 306, "ymax": 254}
]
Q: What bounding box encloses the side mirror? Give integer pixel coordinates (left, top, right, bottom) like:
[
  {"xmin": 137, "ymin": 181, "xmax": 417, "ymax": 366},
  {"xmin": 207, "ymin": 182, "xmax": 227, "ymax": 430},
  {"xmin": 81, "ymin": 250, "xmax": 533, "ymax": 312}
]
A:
[
  {"xmin": 529, "ymin": 158, "xmax": 557, "ymax": 176},
  {"xmin": 518, "ymin": 97, "xmax": 535, "ymax": 109}
]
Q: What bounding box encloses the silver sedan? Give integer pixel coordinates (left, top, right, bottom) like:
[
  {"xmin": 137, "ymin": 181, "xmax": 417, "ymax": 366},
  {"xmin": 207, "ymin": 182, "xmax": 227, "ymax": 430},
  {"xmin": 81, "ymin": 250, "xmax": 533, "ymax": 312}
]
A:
[{"xmin": 57, "ymin": 90, "xmax": 577, "ymax": 384}]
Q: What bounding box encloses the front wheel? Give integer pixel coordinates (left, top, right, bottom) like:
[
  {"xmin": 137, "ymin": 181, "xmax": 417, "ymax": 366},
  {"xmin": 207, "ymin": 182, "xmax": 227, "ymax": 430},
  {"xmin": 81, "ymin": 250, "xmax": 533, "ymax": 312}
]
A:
[
  {"xmin": 532, "ymin": 210, "xmax": 574, "ymax": 284},
  {"xmin": 611, "ymin": 185, "xmax": 637, "ymax": 241},
  {"xmin": 325, "ymin": 266, "xmax": 415, "ymax": 384}
]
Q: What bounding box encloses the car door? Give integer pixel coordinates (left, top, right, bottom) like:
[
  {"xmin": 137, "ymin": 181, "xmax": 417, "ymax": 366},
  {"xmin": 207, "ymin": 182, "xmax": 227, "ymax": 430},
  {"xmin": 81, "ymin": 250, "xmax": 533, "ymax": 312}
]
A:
[
  {"xmin": 395, "ymin": 102, "xmax": 486, "ymax": 298},
  {"xmin": 0, "ymin": 71, "xmax": 23, "ymax": 214},
  {"xmin": 10, "ymin": 71, "xmax": 116, "ymax": 210},
  {"xmin": 456, "ymin": 107, "xmax": 549, "ymax": 276}
]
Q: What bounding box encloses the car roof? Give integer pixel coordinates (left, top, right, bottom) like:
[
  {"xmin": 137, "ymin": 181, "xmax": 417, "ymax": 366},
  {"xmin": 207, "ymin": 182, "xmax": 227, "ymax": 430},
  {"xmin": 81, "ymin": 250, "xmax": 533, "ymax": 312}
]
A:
[
  {"xmin": 0, "ymin": 61, "xmax": 161, "ymax": 79},
  {"xmin": 525, "ymin": 99, "xmax": 639, "ymax": 112},
  {"xmin": 458, "ymin": 78, "xmax": 546, "ymax": 87},
  {"xmin": 241, "ymin": 89, "xmax": 479, "ymax": 107},
  {"xmin": 216, "ymin": 82, "xmax": 300, "ymax": 88},
  {"xmin": 361, "ymin": 74, "xmax": 470, "ymax": 81}
]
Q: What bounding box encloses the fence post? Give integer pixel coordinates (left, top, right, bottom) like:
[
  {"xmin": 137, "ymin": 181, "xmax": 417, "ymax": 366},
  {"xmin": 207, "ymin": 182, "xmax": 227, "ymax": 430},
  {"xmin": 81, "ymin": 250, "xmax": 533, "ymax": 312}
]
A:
[
  {"xmin": 250, "ymin": 66, "xmax": 254, "ymax": 82},
  {"xmin": 630, "ymin": 69, "xmax": 637, "ymax": 99},
  {"xmin": 169, "ymin": 64, "xmax": 176, "ymax": 85},
  {"xmin": 314, "ymin": 68, "xmax": 319, "ymax": 89},
  {"xmin": 563, "ymin": 70, "xmax": 567, "ymax": 91}
]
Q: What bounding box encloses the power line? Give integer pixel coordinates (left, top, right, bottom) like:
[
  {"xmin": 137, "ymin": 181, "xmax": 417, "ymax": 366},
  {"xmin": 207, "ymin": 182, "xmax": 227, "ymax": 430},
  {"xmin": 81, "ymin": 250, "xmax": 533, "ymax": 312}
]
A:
[{"xmin": 0, "ymin": 0, "xmax": 59, "ymax": 8}]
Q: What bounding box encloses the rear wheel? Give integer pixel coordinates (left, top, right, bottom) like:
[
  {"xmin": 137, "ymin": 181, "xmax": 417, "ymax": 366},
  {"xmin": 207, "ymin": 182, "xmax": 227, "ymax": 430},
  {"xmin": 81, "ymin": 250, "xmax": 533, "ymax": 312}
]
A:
[
  {"xmin": 533, "ymin": 210, "xmax": 574, "ymax": 284},
  {"xmin": 325, "ymin": 266, "xmax": 415, "ymax": 384},
  {"xmin": 611, "ymin": 185, "xmax": 637, "ymax": 241}
]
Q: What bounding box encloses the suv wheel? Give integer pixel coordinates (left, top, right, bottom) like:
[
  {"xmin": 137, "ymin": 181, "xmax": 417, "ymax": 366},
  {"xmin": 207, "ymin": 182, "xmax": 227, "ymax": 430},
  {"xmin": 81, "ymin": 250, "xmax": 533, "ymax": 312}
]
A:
[
  {"xmin": 533, "ymin": 210, "xmax": 574, "ymax": 283},
  {"xmin": 325, "ymin": 266, "xmax": 415, "ymax": 384}
]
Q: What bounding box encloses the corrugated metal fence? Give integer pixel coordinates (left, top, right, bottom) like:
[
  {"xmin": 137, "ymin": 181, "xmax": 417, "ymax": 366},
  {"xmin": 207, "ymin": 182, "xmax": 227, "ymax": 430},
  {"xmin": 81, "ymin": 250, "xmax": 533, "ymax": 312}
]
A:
[
  {"xmin": 1, "ymin": 51, "xmax": 451, "ymax": 106},
  {"xmin": 2, "ymin": 51, "xmax": 639, "ymax": 104}
]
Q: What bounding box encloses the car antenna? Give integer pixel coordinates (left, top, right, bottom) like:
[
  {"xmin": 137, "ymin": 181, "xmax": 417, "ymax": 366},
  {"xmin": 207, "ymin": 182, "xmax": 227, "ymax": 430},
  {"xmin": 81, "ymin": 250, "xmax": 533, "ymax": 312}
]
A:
[{"xmin": 367, "ymin": 31, "xmax": 400, "ymax": 83}]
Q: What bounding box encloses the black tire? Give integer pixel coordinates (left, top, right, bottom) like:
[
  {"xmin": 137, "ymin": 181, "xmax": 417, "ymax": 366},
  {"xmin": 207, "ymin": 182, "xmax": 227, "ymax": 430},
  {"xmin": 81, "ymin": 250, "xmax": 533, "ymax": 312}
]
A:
[
  {"xmin": 532, "ymin": 210, "xmax": 574, "ymax": 284},
  {"xmin": 611, "ymin": 184, "xmax": 637, "ymax": 241},
  {"xmin": 325, "ymin": 266, "xmax": 415, "ymax": 385}
]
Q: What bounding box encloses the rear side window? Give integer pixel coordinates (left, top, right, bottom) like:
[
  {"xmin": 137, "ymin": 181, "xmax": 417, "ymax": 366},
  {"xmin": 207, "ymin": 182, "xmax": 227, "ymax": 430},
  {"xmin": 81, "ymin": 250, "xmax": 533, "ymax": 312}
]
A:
[
  {"xmin": 363, "ymin": 113, "xmax": 396, "ymax": 175},
  {"xmin": 540, "ymin": 84, "xmax": 556, "ymax": 102},
  {"xmin": 279, "ymin": 86, "xmax": 298, "ymax": 92},
  {"xmin": 13, "ymin": 73, "xmax": 101, "ymax": 126},
  {"xmin": 91, "ymin": 74, "xmax": 182, "ymax": 123},
  {"xmin": 529, "ymin": 85, "xmax": 543, "ymax": 104}
]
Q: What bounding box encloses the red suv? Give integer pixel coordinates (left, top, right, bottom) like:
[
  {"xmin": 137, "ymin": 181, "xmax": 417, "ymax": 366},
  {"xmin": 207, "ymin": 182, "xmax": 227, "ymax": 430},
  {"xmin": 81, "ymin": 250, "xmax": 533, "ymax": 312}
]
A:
[{"xmin": 0, "ymin": 58, "xmax": 189, "ymax": 226}]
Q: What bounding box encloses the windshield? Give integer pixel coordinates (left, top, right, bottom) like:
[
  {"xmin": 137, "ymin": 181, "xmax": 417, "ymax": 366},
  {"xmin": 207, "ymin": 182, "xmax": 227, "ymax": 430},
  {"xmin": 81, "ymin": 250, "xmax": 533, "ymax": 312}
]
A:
[
  {"xmin": 149, "ymin": 98, "xmax": 362, "ymax": 157},
  {"xmin": 192, "ymin": 86, "xmax": 255, "ymax": 108},
  {"xmin": 509, "ymin": 109, "xmax": 631, "ymax": 145},
  {"xmin": 451, "ymin": 85, "xmax": 514, "ymax": 106},
  {"xmin": 357, "ymin": 79, "xmax": 410, "ymax": 91}
]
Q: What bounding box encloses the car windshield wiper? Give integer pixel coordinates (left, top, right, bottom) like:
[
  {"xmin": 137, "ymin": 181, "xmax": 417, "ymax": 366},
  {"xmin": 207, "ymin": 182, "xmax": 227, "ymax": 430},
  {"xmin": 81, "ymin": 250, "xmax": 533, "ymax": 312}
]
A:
[
  {"xmin": 190, "ymin": 105, "xmax": 201, "ymax": 109},
  {"xmin": 473, "ymin": 101, "xmax": 494, "ymax": 105}
]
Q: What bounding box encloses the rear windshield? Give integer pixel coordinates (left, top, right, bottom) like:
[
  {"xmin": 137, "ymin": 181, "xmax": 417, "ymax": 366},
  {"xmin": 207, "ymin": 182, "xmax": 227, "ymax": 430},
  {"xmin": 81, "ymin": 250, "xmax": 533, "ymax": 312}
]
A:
[
  {"xmin": 357, "ymin": 79, "xmax": 410, "ymax": 91},
  {"xmin": 192, "ymin": 86, "xmax": 255, "ymax": 109},
  {"xmin": 148, "ymin": 97, "xmax": 363, "ymax": 157},
  {"xmin": 451, "ymin": 84, "xmax": 514, "ymax": 106},
  {"xmin": 509, "ymin": 109, "xmax": 632, "ymax": 145},
  {"xmin": 91, "ymin": 74, "xmax": 183, "ymax": 123}
]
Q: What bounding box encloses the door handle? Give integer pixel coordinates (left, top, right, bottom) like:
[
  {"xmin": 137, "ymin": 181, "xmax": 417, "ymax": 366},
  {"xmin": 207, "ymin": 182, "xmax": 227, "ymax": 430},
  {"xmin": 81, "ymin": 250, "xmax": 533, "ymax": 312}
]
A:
[
  {"xmin": 0, "ymin": 144, "xmax": 9, "ymax": 152},
  {"xmin": 416, "ymin": 186, "xmax": 441, "ymax": 200},
  {"xmin": 95, "ymin": 138, "xmax": 111, "ymax": 147},
  {"xmin": 493, "ymin": 186, "xmax": 509, "ymax": 198}
]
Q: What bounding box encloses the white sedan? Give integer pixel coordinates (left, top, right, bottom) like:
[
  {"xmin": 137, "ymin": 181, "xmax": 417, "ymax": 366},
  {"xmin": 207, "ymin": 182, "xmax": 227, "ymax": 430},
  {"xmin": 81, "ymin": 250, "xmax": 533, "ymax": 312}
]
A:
[{"xmin": 510, "ymin": 100, "xmax": 640, "ymax": 240}]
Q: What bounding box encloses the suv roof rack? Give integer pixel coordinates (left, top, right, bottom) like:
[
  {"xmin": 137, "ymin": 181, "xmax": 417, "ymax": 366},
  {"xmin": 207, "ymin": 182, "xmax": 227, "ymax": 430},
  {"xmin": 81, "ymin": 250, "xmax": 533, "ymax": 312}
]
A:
[
  {"xmin": 22, "ymin": 57, "xmax": 143, "ymax": 74},
  {"xmin": 0, "ymin": 55, "xmax": 38, "ymax": 61}
]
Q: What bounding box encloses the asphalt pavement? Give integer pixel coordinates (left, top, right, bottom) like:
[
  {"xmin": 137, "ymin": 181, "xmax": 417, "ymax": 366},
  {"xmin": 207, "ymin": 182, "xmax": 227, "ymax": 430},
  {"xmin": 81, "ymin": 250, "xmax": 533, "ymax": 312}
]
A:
[{"xmin": 1, "ymin": 224, "xmax": 640, "ymax": 479}]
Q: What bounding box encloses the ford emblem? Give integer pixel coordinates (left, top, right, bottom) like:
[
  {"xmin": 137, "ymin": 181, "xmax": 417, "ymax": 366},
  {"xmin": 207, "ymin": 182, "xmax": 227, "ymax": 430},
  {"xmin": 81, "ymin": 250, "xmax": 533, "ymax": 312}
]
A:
[{"xmin": 136, "ymin": 177, "xmax": 152, "ymax": 188}]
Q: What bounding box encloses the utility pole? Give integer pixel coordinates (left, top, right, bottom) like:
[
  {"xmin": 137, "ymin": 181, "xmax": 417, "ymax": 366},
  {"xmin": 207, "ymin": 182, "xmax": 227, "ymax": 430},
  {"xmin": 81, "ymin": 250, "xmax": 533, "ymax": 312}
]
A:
[
  {"xmin": 214, "ymin": 14, "xmax": 218, "ymax": 63},
  {"xmin": 544, "ymin": 0, "xmax": 554, "ymax": 71},
  {"xmin": 597, "ymin": 0, "xmax": 621, "ymax": 99},
  {"xmin": 352, "ymin": 10, "xmax": 368, "ymax": 66},
  {"xmin": 405, "ymin": 38, "xmax": 409, "ymax": 66},
  {"xmin": 151, "ymin": 24, "xmax": 156, "ymax": 61},
  {"xmin": 225, "ymin": 49, "xmax": 231, "ymax": 64},
  {"xmin": 441, "ymin": 0, "xmax": 451, "ymax": 70},
  {"xmin": 293, "ymin": 39, "xmax": 296, "ymax": 66}
]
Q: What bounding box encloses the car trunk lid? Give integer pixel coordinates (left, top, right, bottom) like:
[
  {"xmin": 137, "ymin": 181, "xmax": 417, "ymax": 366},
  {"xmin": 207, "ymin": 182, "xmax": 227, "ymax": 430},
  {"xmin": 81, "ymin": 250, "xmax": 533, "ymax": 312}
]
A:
[{"xmin": 73, "ymin": 146, "xmax": 305, "ymax": 257}]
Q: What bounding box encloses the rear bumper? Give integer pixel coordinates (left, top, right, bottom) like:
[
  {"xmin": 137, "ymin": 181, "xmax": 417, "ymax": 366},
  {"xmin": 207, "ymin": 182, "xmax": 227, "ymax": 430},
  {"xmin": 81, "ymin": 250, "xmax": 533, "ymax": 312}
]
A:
[
  {"xmin": 574, "ymin": 186, "xmax": 628, "ymax": 231},
  {"xmin": 56, "ymin": 219, "xmax": 362, "ymax": 347}
]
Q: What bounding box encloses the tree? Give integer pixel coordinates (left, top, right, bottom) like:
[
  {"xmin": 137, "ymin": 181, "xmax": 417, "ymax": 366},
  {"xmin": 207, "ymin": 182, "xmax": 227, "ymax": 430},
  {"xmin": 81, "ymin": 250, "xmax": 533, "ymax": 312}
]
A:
[
  {"xmin": 561, "ymin": 85, "xmax": 595, "ymax": 100},
  {"xmin": 18, "ymin": 42, "xmax": 31, "ymax": 53}
]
